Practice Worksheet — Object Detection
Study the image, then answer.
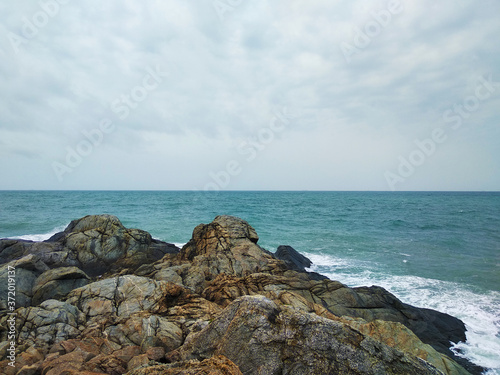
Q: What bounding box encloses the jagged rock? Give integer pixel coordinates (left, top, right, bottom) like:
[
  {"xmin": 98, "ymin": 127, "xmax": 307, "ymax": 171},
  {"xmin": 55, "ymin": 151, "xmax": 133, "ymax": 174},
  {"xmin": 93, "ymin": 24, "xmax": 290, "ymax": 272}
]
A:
[
  {"xmin": 41, "ymin": 349, "xmax": 96, "ymax": 375},
  {"xmin": 317, "ymin": 284, "xmax": 472, "ymax": 369},
  {"xmin": 174, "ymin": 295, "xmax": 443, "ymax": 375},
  {"xmin": 0, "ymin": 215, "xmax": 480, "ymax": 375},
  {"xmin": 0, "ymin": 215, "xmax": 180, "ymax": 276},
  {"xmin": 146, "ymin": 347, "xmax": 166, "ymax": 361},
  {"xmin": 201, "ymin": 273, "xmax": 469, "ymax": 375},
  {"xmin": 62, "ymin": 275, "xmax": 220, "ymax": 354},
  {"xmin": 344, "ymin": 318, "xmax": 471, "ymax": 375},
  {"xmin": 127, "ymin": 353, "xmax": 151, "ymax": 371},
  {"xmin": 275, "ymin": 245, "xmax": 312, "ymax": 271},
  {"xmin": 2, "ymin": 299, "xmax": 85, "ymax": 350},
  {"xmin": 155, "ymin": 215, "xmax": 287, "ymax": 293}
]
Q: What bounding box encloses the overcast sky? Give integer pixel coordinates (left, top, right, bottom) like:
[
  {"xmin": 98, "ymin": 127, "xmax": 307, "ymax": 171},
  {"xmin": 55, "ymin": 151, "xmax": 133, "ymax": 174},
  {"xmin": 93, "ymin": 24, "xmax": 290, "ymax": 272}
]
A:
[{"xmin": 0, "ymin": 0, "xmax": 499, "ymax": 191}]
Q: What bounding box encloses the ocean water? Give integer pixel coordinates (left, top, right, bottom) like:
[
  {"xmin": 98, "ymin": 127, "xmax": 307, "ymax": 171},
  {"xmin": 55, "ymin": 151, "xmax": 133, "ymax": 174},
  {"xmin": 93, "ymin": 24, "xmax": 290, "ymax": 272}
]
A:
[{"xmin": 0, "ymin": 190, "xmax": 499, "ymax": 373}]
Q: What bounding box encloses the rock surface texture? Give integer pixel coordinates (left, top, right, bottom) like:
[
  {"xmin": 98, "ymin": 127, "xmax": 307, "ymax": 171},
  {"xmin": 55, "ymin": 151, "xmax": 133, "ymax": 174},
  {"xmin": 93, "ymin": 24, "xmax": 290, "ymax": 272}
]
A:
[{"xmin": 0, "ymin": 214, "xmax": 482, "ymax": 375}]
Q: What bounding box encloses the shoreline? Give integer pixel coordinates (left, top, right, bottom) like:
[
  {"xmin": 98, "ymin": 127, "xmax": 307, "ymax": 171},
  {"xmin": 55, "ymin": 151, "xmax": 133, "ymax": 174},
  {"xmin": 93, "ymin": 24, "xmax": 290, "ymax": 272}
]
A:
[{"xmin": 0, "ymin": 214, "xmax": 486, "ymax": 374}]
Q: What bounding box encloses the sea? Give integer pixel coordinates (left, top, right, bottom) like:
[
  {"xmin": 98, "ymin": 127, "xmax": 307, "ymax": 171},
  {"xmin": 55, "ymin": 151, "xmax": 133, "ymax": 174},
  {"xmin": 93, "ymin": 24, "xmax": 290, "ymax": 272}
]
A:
[{"xmin": 0, "ymin": 190, "xmax": 499, "ymax": 374}]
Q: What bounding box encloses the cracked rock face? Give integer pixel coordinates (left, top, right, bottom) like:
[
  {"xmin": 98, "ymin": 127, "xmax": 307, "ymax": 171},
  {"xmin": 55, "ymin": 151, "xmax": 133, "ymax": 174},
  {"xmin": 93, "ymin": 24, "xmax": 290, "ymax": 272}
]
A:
[
  {"xmin": 0, "ymin": 215, "xmax": 179, "ymax": 279},
  {"xmin": 0, "ymin": 214, "xmax": 481, "ymax": 375},
  {"xmin": 176, "ymin": 295, "xmax": 444, "ymax": 375}
]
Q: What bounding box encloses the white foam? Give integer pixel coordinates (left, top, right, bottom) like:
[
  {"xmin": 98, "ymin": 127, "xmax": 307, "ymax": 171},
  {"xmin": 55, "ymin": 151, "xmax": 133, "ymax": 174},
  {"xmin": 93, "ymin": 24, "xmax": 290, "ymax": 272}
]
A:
[
  {"xmin": 303, "ymin": 251, "xmax": 500, "ymax": 374},
  {"xmin": 8, "ymin": 225, "xmax": 67, "ymax": 242}
]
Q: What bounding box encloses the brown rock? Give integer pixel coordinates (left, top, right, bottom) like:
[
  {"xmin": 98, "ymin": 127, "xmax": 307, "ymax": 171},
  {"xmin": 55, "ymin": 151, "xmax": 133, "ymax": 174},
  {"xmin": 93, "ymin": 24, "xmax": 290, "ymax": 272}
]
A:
[
  {"xmin": 86, "ymin": 353, "xmax": 127, "ymax": 375},
  {"xmin": 125, "ymin": 354, "xmax": 243, "ymax": 375},
  {"xmin": 16, "ymin": 364, "xmax": 41, "ymax": 375},
  {"xmin": 114, "ymin": 345, "xmax": 142, "ymax": 362},
  {"xmin": 146, "ymin": 346, "xmax": 166, "ymax": 361},
  {"xmin": 42, "ymin": 350, "xmax": 96, "ymax": 375},
  {"xmin": 127, "ymin": 353, "xmax": 150, "ymax": 371},
  {"xmin": 176, "ymin": 295, "xmax": 444, "ymax": 375}
]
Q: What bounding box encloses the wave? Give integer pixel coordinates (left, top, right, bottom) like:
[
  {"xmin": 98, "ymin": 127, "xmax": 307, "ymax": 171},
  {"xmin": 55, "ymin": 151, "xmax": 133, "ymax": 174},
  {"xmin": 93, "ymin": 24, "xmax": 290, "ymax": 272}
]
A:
[
  {"xmin": 6, "ymin": 225, "xmax": 68, "ymax": 242},
  {"xmin": 304, "ymin": 251, "xmax": 500, "ymax": 374}
]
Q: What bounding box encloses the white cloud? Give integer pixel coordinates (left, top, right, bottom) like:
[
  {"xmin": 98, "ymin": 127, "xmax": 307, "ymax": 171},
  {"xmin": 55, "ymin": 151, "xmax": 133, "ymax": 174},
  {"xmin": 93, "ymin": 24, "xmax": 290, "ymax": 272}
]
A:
[{"xmin": 0, "ymin": 0, "xmax": 499, "ymax": 190}]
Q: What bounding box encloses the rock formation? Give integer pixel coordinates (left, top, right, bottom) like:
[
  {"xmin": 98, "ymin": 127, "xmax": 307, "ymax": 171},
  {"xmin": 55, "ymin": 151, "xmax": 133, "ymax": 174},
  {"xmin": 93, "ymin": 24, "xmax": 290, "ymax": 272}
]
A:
[{"xmin": 0, "ymin": 214, "xmax": 482, "ymax": 374}]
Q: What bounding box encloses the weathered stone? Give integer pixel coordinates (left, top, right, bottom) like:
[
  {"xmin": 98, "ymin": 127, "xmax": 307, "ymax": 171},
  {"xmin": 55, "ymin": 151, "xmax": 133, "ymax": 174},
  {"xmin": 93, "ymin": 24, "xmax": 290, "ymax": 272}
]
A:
[
  {"xmin": 0, "ymin": 254, "xmax": 50, "ymax": 308},
  {"xmin": 42, "ymin": 350, "xmax": 96, "ymax": 375},
  {"xmin": 275, "ymin": 245, "xmax": 312, "ymax": 271},
  {"xmin": 146, "ymin": 346, "xmax": 166, "ymax": 361},
  {"xmin": 176, "ymin": 295, "xmax": 443, "ymax": 375},
  {"xmin": 0, "ymin": 214, "xmax": 480, "ymax": 375},
  {"xmin": 344, "ymin": 318, "xmax": 471, "ymax": 375},
  {"xmin": 16, "ymin": 364, "xmax": 41, "ymax": 375},
  {"xmin": 114, "ymin": 345, "xmax": 142, "ymax": 363},
  {"xmin": 1, "ymin": 300, "xmax": 85, "ymax": 350},
  {"xmin": 0, "ymin": 215, "xmax": 179, "ymax": 277},
  {"xmin": 31, "ymin": 266, "xmax": 90, "ymax": 305},
  {"xmin": 125, "ymin": 355, "xmax": 243, "ymax": 375},
  {"xmin": 127, "ymin": 353, "xmax": 150, "ymax": 371},
  {"xmin": 105, "ymin": 315, "xmax": 183, "ymax": 352},
  {"xmin": 86, "ymin": 353, "xmax": 128, "ymax": 375}
]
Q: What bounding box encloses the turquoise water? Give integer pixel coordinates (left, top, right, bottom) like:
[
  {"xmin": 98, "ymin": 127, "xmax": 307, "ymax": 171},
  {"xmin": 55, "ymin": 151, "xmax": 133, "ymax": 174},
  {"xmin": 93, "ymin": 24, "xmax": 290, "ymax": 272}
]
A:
[{"xmin": 1, "ymin": 191, "xmax": 499, "ymax": 373}]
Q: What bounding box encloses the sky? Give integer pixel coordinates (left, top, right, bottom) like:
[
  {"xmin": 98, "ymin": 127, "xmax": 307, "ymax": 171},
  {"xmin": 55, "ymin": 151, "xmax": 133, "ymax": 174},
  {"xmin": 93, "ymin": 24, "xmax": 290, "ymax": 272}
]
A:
[{"xmin": 0, "ymin": 0, "xmax": 499, "ymax": 191}]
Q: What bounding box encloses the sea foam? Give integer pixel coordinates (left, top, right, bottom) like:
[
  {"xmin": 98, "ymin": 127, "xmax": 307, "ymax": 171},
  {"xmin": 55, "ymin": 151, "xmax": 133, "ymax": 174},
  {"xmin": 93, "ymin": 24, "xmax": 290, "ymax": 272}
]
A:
[
  {"xmin": 304, "ymin": 251, "xmax": 500, "ymax": 374},
  {"xmin": 7, "ymin": 225, "xmax": 67, "ymax": 242}
]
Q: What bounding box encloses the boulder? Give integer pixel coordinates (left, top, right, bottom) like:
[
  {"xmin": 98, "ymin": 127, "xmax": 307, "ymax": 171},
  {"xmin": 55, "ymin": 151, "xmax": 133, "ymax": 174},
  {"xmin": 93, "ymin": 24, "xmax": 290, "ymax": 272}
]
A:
[
  {"xmin": 0, "ymin": 299, "xmax": 85, "ymax": 352},
  {"xmin": 32, "ymin": 266, "xmax": 90, "ymax": 306},
  {"xmin": 174, "ymin": 295, "xmax": 443, "ymax": 375},
  {"xmin": 275, "ymin": 245, "xmax": 312, "ymax": 271},
  {"xmin": 0, "ymin": 215, "xmax": 180, "ymax": 276},
  {"xmin": 41, "ymin": 350, "xmax": 96, "ymax": 375},
  {"xmin": 0, "ymin": 254, "xmax": 50, "ymax": 308},
  {"xmin": 167, "ymin": 215, "xmax": 286, "ymax": 293}
]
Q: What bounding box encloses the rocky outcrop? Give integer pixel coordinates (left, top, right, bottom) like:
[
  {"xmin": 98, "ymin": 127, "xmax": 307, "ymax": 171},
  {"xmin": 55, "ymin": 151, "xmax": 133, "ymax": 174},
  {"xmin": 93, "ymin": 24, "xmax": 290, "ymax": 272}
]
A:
[
  {"xmin": 175, "ymin": 295, "xmax": 443, "ymax": 375},
  {"xmin": 0, "ymin": 214, "xmax": 481, "ymax": 375},
  {"xmin": 0, "ymin": 215, "xmax": 179, "ymax": 279},
  {"xmin": 275, "ymin": 245, "xmax": 312, "ymax": 271}
]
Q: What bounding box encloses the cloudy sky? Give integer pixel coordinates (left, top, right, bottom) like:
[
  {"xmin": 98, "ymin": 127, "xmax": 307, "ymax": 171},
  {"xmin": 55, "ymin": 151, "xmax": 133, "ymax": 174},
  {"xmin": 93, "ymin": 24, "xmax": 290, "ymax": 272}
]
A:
[{"xmin": 0, "ymin": 0, "xmax": 499, "ymax": 191}]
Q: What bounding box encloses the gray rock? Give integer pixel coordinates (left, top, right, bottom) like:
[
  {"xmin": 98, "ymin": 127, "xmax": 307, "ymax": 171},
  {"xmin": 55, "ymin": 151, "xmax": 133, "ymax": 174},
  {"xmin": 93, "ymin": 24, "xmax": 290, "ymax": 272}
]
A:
[
  {"xmin": 0, "ymin": 300, "xmax": 85, "ymax": 350},
  {"xmin": 176, "ymin": 295, "xmax": 444, "ymax": 375},
  {"xmin": 276, "ymin": 245, "xmax": 312, "ymax": 270},
  {"xmin": 31, "ymin": 267, "xmax": 90, "ymax": 306},
  {"xmin": 0, "ymin": 255, "xmax": 50, "ymax": 309},
  {"xmin": 0, "ymin": 215, "xmax": 180, "ymax": 276}
]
